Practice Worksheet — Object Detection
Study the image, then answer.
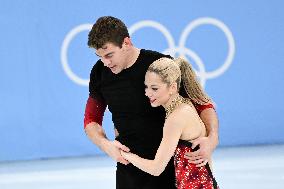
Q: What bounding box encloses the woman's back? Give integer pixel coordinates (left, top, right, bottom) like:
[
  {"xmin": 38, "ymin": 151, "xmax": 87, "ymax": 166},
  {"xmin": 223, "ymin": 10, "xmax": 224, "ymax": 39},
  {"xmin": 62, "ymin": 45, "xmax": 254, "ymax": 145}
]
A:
[{"xmin": 166, "ymin": 98, "xmax": 206, "ymax": 142}]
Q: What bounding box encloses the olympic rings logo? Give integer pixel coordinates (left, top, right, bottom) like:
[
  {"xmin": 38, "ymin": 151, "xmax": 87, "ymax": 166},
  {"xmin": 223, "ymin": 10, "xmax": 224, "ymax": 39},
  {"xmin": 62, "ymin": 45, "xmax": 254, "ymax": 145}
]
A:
[{"xmin": 60, "ymin": 17, "xmax": 235, "ymax": 87}]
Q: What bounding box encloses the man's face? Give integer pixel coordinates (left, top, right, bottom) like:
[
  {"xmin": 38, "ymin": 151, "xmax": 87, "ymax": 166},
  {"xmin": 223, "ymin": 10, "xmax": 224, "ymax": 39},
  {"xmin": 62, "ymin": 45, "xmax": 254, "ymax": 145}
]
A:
[{"xmin": 95, "ymin": 42, "xmax": 128, "ymax": 74}]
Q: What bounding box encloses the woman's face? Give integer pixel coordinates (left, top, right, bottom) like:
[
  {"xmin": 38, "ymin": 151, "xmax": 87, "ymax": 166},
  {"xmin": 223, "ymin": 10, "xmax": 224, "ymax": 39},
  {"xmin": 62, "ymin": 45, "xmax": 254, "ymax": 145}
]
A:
[{"xmin": 144, "ymin": 71, "xmax": 172, "ymax": 107}]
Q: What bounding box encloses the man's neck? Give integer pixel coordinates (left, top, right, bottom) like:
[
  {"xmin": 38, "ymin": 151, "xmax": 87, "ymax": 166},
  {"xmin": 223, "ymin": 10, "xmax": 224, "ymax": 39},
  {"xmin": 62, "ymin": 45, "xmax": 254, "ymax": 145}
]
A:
[{"xmin": 125, "ymin": 47, "xmax": 140, "ymax": 69}]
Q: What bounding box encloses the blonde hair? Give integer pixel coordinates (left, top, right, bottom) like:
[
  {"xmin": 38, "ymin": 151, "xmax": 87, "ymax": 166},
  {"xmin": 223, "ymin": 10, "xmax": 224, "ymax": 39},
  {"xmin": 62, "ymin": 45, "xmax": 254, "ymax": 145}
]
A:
[{"xmin": 147, "ymin": 57, "xmax": 211, "ymax": 105}]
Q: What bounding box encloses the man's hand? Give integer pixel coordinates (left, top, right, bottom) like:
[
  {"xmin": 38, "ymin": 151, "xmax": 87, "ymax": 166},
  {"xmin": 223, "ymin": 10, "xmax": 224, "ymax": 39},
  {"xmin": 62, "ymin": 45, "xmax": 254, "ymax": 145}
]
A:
[
  {"xmin": 105, "ymin": 140, "xmax": 130, "ymax": 165},
  {"xmin": 120, "ymin": 150, "xmax": 130, "ymax": 160},
  {"xmin": 185, "ymin": 137, "xmax": 215, "ymax": 167}
]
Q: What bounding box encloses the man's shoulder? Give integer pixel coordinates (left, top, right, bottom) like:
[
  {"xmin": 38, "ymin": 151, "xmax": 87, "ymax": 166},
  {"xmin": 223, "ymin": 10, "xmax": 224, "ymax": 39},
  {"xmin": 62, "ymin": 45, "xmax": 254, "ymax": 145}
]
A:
[
  {"xmin": 91, "ymin": 59, "xmax": 104, "ymax": 71},
  {"xmin": 142, "ymin": 49, "xmax": 172, "ymax": 59},
  {"xmin": 139, "ymin": 49, "xmax": 172, "ymax": 68},
  {"xmin": 90, "ymin": 60, "xmax": 105, "ymax": 80}
]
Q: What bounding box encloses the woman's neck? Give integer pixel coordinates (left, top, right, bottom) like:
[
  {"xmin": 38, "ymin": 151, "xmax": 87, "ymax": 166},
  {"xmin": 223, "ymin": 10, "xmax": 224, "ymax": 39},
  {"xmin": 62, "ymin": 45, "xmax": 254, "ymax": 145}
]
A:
[
  {"xmin": 164, "ymin": 94, "xmax": 185, "ymax": 118},
  {"xmin": 163, "ymin": 93, "xmax": 180, "ymax": 109}
]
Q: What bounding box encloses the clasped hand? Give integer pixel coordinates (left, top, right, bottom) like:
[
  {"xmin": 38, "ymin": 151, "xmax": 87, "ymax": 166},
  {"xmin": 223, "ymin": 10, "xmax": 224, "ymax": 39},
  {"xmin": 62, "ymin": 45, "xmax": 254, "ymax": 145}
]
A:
[{"xmin": 107, "ymin": 140, "xmax": 130, "ymax": 165}]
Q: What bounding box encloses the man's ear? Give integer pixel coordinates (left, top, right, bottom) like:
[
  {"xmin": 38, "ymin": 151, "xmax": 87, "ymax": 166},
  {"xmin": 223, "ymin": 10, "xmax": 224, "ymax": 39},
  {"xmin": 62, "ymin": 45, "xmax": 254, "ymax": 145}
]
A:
[{"xmin": 123, "ymin": 37, "xmax": 132, "ymax": 47}]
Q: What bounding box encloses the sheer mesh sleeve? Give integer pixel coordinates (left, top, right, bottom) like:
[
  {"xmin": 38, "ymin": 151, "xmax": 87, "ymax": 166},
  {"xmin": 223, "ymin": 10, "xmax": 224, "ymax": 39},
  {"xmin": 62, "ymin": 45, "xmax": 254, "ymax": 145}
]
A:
[{"xmin": 84, "ymin": 96, "xmax": 107, "ymax": 128}]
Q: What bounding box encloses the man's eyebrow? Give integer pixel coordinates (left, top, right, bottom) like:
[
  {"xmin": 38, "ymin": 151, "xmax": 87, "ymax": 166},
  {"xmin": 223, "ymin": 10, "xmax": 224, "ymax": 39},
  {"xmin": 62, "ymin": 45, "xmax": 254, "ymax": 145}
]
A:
[
  {"xmin": 95, "ymin": 52, "xmax": 113, "ymax": 58},
  {"xmin": 105, "ymin": 52, "xmax": 113, "ymax": 56}
]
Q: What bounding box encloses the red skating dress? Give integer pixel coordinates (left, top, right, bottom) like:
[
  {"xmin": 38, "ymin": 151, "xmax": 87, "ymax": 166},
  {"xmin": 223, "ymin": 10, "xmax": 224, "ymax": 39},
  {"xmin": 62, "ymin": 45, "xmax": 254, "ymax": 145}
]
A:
[{"xmin": 174, "ymin": 140, "xmax": 219, "ymax": 189}]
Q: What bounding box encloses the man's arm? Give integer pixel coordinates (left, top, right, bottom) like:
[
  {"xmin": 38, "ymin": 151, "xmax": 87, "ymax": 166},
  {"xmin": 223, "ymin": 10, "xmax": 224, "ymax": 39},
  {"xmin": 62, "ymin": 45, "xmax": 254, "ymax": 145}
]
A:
[
  {"xmin": 85, "ymin": 122, "xmax": 129, "ymax": 164},
  {"xmin": 185, "ymin": 104, "xmax": 219, "ymax": 167},
  {"xmin": 200, "ymin": 108, "xmax": 219, "ymax": 148},
  {"xmin": 84, "ymin": 96, "xmax": 129, "ymax": 165}
]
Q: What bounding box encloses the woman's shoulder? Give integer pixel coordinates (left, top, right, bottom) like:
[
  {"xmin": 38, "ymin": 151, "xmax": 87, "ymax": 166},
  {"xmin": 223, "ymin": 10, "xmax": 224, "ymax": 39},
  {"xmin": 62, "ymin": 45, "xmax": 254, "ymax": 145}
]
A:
[
  {"xmin": 166, "ymin": 103, "xmax": 196, "ymax": 124},
  {"xmin": 177, "ymin": 102, "xmax": 196, "ymax": 116}
]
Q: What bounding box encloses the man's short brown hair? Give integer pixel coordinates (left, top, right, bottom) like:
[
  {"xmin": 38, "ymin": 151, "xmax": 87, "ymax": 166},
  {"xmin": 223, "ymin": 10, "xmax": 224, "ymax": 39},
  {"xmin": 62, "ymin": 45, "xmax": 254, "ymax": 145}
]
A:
[{"xmin": 88, "ymin": 16, "xmax": 130, "ymax": 49}]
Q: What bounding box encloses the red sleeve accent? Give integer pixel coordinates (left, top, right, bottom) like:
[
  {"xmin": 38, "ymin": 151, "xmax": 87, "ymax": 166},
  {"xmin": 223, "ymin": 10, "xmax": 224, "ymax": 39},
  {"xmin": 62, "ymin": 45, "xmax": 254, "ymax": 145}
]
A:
[
  {"xmin": 194, "ymin": 103, "xmax": 215, "ymax": 115},
  {"xmin": 84, "ymin": 96, "xmax": 107, "ymax": 129}
]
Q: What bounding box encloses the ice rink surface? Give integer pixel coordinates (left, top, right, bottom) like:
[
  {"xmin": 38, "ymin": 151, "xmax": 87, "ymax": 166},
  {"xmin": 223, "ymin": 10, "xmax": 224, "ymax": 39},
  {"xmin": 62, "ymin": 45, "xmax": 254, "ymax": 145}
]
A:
[{"xmin": 1, "ymin": 144, "xmax": 284, "ymax": 189}]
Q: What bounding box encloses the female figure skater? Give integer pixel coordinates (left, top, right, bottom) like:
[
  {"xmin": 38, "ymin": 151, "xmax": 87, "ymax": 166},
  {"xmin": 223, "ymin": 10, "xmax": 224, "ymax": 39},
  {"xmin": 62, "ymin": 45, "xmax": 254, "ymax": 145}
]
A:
[{"xmin": 121, "ymin": 57, "xmax": 219, "ymax": 189}]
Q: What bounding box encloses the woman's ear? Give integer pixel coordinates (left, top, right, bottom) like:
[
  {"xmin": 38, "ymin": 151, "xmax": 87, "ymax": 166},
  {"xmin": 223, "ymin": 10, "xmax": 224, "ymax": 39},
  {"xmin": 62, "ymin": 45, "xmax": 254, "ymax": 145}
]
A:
[{"xmin": 170, "ymin": 82, "xmax": 178, "ymax": 94}]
